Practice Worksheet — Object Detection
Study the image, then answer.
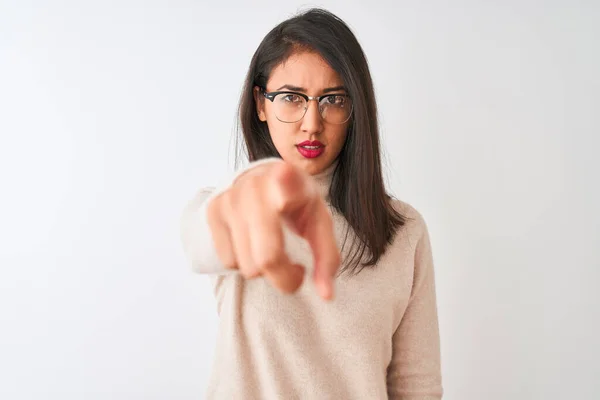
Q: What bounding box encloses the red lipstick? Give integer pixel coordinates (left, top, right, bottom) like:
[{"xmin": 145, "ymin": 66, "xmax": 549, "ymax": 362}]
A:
[{"xmin": 296, "ymin": 140, "xmax": 325, "ymax": 158}]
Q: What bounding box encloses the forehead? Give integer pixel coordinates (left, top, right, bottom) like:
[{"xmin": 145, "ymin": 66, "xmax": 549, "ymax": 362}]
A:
[{"xmin": 267, "ymin": 51, "xmax": 343, "ymax": 92}]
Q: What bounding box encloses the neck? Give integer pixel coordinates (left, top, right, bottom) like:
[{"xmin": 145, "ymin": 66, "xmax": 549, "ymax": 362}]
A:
[{"xmin": 312, "ymin": 159, "xmax": 338, "ymax": 199}]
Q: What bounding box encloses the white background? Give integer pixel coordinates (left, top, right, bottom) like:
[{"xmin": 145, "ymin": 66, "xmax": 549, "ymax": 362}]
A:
[{"xmin": 1, "ymin": 1, "xmax": 598, "ymax": 399}]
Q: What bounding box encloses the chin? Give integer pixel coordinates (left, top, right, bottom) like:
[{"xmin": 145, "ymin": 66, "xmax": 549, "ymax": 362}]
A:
[
  {"xmin": 283, "ymin": 151, "xmax": 331, "ymax": 175},
  {"xmin": 305, "ymin": 160, "xmax": 330, "ymax": 176},
  {"xmin": 289, "ymin": 157, "xmax": 319, "ymax": 175}
]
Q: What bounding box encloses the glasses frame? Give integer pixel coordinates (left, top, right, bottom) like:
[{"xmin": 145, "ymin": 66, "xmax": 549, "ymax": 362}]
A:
[{"xmin": 261, "ymin": 89, "xmax": 353, "ymax": 124}]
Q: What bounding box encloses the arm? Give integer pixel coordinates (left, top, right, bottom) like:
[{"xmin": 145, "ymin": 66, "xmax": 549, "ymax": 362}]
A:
[
  {"xmin": 179, "ymin": 158, "xmax": 283, "ymax": 274},
  {"xmin": 387, "ymin": 216, "xmax": 443, "ymax": 399}
]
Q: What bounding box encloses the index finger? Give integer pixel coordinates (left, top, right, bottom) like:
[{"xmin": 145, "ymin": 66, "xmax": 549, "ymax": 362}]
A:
[
  {"xmin": 267, "ymin": 163, "xmax": 340, "ymax": 300},
  {"xmin": 300, "ymin": 199, "xmax": 341, "ymax": 300}
]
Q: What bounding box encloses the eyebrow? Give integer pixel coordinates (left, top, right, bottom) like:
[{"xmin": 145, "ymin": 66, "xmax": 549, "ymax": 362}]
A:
[{"xmin": 275, "ymin": 84, "xmax": 347, "ymax": 94}]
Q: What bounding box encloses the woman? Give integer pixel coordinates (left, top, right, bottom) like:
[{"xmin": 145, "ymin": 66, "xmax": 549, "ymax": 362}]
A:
[{"xmin": 181, "ymin": 8, "xmax": 443, "ymax": 400}]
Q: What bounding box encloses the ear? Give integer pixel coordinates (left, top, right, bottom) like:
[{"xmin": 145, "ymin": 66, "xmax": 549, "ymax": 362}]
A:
[{"xmin": 253, "ymin": 86, "xmax": 267, "ymax": 122}]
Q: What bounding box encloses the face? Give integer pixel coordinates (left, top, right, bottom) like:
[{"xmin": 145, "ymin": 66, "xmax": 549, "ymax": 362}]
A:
[{"xmin": 254, "ymin": 51, "xmax": 350, "ymax": 176}]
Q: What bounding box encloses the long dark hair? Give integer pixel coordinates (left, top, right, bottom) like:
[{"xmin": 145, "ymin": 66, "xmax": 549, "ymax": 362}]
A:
[{"xmin": 236, "ymin": 8, "xmax": 406, "ymax": 274}]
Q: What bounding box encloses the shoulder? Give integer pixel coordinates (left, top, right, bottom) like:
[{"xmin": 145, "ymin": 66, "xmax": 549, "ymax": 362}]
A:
[
  {"xmin": 388, "ymin": 197, "xmax": 430, "ymax": 247},
  {"xmin": 183, "ymin": 186, "xmax": 218, "ymax": 215},
  {"xmin": 195, "ymin": 186, "xmax": 217, "ymax": 200},
  {"xmin": 188, "ymin": 158, "xmax": 283, "ymax": 207}
]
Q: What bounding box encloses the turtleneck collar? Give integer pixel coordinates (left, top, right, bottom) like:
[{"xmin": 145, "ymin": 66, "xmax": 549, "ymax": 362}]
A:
[{"xmin": 312, "ymin": 159, "xmax": 338, "ymax": 199}]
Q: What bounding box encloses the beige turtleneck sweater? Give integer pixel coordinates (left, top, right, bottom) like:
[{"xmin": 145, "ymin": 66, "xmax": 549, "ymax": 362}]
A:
[{"xmin": 180, "ymin": 158, "xmax": 443, "ymax": 399}]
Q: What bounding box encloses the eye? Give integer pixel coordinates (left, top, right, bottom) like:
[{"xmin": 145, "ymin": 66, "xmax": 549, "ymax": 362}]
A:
[
  {"xmin": 281, "ymin": 94, "xmax": 303, "ymax": 103},
  {"xmin": 323, "ymin": 95, "xmax": 346, "ymax": 105}
]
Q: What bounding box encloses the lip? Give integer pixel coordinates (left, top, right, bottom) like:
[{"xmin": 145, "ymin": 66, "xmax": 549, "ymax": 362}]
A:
[
  {"xmin": 298, "ymin": 140, "xmax": 324, "ymax": 147},
  {"xmin": 296, "ymin": 140, "xmax": 325, "ymax": 159}
]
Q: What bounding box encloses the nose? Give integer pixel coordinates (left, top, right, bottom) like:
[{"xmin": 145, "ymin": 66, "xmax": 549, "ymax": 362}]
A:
[{"xmin": 300, "ymin": 99, "xmax": 323, "ymax": 134}]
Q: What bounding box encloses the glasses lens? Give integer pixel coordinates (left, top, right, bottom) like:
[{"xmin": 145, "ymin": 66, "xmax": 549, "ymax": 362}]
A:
[
  {"xmin": 272, "ymin": 93, "xmax": 353, "ymax": 124},
  {"xmin": 319, "ymin": 95, "xmax": 353, "ymax": 124},
  {"xmin": 273, "ymin": 93, "xmax": 307, "ymax": 123}
]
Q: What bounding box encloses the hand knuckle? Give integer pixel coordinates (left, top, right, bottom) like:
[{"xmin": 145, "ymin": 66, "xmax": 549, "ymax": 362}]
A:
[
  {"xmin": 239, "ymin": 267, "xmax": 256, "ymax": 279},
  {"xmin": 221, "ymin": 257, "xmax": 237, "ymax": 271},
  {"xmin": 257, "ymin": 253, "xmax": 284, "ymax": 272}
]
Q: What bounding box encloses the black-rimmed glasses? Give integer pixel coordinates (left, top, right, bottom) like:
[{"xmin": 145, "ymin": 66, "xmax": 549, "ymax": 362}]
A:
[{"xmin": 262, "ymin": 90, "xmax": 353, "ymax": 124}]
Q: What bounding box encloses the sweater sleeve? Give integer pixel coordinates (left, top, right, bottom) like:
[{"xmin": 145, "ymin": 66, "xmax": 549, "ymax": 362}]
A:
[
  {"xmin": 387, "ymin": 215, "xmax": 443, "ymax": 399},
  {"xmin": 180, "ymin": 157, "xmax": 283, "ymax": 274}
]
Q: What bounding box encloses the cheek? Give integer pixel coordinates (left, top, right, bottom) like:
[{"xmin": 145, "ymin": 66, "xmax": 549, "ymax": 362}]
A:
[
  {"xmin": 326, "ymin": 126, "xmax": 349, "ymax": 152},
  {"xmin": 265, "ymin": 119, "xmax": 298, "ymax": 150}
]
